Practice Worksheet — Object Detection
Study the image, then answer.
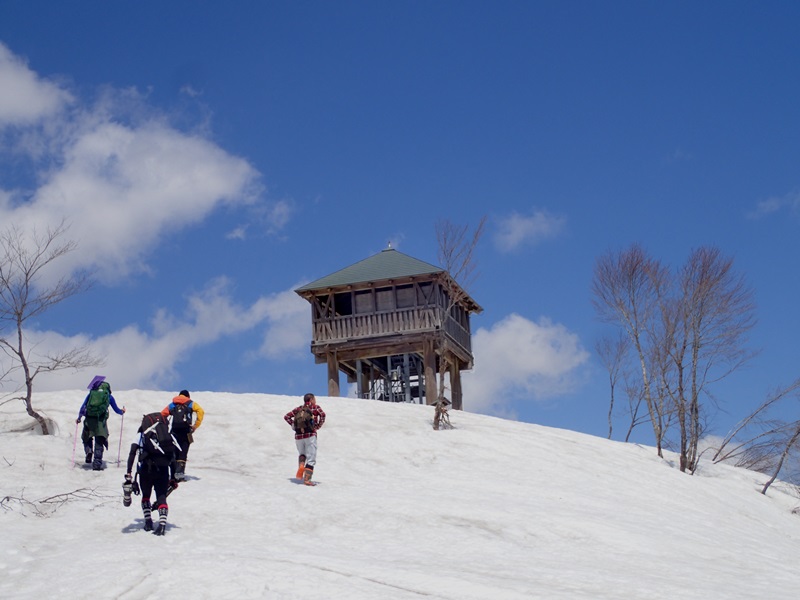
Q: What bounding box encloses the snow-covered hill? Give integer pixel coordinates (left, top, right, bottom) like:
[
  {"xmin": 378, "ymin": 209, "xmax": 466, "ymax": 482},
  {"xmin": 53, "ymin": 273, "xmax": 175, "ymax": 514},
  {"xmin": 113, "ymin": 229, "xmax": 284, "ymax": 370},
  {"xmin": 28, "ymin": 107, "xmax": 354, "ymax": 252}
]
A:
[{"xmin": 2, "ymin": 390, "xmax": 800, "ymax": 599}]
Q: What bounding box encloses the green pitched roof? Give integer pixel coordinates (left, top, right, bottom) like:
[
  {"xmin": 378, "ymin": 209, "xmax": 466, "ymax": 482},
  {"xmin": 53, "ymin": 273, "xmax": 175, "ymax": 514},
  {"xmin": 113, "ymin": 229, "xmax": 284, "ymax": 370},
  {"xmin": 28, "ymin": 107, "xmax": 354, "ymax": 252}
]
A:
[{"xmin": 295, "ymin": 248, "xmax": 443, "ymax": 292}]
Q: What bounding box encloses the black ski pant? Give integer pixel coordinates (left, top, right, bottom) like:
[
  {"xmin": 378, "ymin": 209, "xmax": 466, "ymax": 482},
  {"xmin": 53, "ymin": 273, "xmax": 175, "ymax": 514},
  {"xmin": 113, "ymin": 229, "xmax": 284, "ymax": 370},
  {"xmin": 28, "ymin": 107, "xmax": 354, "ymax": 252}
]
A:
[
  {"xmin": 81, "ymin": 424, "xmax": 107, "ymax": 470},
  {"xmin": 171, "ymin": 429, "xmax": 192, "ymax": 475},
  {"xmin": 139, "ymin": 462, "xmax": 171, "ymax": 510}
]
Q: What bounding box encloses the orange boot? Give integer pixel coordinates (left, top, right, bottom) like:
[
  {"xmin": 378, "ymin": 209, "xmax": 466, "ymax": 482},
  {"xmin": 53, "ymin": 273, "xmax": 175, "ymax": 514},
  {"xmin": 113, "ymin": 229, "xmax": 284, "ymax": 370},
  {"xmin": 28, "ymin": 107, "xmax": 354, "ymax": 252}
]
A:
[
  {"xmin": 303, "ymin": 466, "xmax": 316, "ymax": 486},
  {"xmin": 295, "ymin": 456, "xmax": 305, "ymax": 480}
]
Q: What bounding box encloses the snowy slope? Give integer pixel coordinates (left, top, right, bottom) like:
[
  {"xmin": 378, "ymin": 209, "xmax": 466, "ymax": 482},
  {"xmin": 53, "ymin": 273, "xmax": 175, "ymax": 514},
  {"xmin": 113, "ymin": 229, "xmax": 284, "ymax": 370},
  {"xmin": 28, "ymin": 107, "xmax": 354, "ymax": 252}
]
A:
[{"xmin": 2, "ymin": 390, "xmax": 800, "ymax": 600}]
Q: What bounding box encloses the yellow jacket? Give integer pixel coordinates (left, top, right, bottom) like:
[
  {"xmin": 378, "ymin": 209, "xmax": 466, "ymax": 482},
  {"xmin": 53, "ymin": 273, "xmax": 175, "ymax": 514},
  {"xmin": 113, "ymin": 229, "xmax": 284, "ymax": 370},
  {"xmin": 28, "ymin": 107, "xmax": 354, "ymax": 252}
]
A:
[{"xmin": 161, "ymin": 394, "xmax": 204, "ymax": 430}]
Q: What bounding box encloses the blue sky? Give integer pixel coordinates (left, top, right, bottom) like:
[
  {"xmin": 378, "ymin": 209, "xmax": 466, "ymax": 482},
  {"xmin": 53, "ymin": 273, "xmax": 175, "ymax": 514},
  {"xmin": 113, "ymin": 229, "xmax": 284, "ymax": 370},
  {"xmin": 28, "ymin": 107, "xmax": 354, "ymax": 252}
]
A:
[{"xmin": 1, "ymin": 1, "xmax": 799, "ymax": 443}]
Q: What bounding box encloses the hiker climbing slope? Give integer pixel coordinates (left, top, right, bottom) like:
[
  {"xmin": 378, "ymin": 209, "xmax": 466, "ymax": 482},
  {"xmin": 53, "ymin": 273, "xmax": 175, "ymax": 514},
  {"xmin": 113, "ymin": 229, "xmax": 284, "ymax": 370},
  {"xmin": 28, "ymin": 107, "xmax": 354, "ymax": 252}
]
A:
[
  {"xmin": 76, "ymin": 380, "xmax": 125, "ymax": 471},
  {"xmin": 160, "ymin": 390, "xmax": 204, "ymax": 481},
  {"xmin": 124, "ymin": 412, "xmax": 180, "ymax": 536},
  {"xmin": 284, "ymin": 393, "xmax": 326, "ymax": 486}
]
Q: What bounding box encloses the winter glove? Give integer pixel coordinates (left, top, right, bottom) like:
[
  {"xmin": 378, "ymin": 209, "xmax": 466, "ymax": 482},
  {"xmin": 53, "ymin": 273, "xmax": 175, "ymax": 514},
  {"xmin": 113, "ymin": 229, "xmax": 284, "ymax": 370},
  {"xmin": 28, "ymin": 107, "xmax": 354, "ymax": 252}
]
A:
[
  {"xmin": 75, "ymin": 417, "xmax": 81, "ymax": 424},
  {"xmin": 169, "ymin": 479, "xmax": 179, "ymax": 490},
  {"xmin": 131, "ymin": 481, "xmax": 140, "ymax": 495}
]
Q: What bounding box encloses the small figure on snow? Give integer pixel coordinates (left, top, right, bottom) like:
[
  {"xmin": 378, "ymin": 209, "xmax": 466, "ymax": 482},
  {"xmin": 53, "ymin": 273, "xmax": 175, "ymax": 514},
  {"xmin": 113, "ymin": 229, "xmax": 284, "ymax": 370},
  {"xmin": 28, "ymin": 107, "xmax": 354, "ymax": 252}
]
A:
[
  {"xmin": 76, "ymin": 380, "xmax": 125, "ymax": 470},
  {"xmin": 124, "ymin": 412, "xmax": 181, "ymax": 536},
  {"xmin": 433, "ymin": 396, "xmax": 452, "ymax": 431},
  {"xmin": 284, "ymin": 393, "xmax": 326, "ymax": 486},
  {"xmin": 160, "ymin": 390, "xmax": 204, "ymax": 481}
]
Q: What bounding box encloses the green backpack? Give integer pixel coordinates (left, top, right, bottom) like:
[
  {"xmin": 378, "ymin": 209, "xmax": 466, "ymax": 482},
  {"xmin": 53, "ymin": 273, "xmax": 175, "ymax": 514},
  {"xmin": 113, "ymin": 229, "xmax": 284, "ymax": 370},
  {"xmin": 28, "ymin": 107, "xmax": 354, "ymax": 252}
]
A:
[{"xmin": 86, "ymin": 382, "xmax": 111, "ymax": 419}]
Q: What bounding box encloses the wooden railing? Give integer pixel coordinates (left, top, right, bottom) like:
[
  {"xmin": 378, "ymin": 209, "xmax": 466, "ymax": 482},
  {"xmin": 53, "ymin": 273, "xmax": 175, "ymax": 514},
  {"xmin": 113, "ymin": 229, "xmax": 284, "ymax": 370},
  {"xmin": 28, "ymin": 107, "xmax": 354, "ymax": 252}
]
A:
[
  {"xmin": 312, "ymin": 307, "xmax": 471, "ymax": 353},
  {"xmin": 443, "ymin": 315, "xmax": 471, "ymax": 352}
]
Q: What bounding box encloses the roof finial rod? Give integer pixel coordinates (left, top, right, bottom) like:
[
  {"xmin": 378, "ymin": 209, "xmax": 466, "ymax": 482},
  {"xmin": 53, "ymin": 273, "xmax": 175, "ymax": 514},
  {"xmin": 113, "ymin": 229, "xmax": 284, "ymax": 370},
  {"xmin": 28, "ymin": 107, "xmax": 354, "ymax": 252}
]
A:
[{"xmin": 387, "ymin": 240, "xmax": 392, "ymax": 249}]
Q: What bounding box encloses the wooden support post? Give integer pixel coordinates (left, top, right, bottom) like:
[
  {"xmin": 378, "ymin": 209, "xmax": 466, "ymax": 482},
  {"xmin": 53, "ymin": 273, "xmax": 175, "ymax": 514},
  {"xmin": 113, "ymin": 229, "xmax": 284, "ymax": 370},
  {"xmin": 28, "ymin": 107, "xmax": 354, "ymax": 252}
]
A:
[
  {"xmin": 403, "ymin": 353, "xmax": 412, "ymax": 404},
  {"xmin": 327, "ymin": 352, "xmax": 340, "ymax": 397},
  {"xmin": 356, "ymin": 359, "xmax": 364, "ymax": 399},
  {"xmin": 423, "ymin": 338, "xmax": 437, "ymax": 405},
  {"xmin": 451, "ymin": 359, "xmax": 462, "ymax": 411}
]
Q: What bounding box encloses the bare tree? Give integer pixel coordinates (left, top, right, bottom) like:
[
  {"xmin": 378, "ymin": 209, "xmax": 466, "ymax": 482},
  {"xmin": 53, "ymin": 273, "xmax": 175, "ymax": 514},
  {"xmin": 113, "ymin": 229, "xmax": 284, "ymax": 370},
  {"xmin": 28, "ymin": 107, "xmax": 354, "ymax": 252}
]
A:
[
  {"xmin": 592, "ymin": 244, "xmax": 669, "ymax": 456},
  {"xmin": 622, "ymin": 376, "xmax": 648, "ymax": 442},
  {"xmin": 592, "ymin": 244, "xmax": 756, "ymax": 472},
  {"xmin": 434, "ymin": 216, "xmax": 486, "ymax": 413},
  {"xmin": 666, "ymin": 247, "xmax": 756, "ymax": 472},
  {"xmin": 436, "ymin": 217, "xmax": 486, "ymax": 293},
  {"xmin": 712, "ymin": 378, "xmax": 800, "ymax": 464},
  {"xmin": 595, "ymin": 333, "xmax": 629, "ymax": 439},
  {"xmin": 710, "ymin": 378, "xmax": 800, "ymax": 493},
  {"xmin": 0, "ymin": 221, "xmax": 100, "ymax": 435},
  {"xmin": 761, "ymin": 422, "xmax": 800, "ymax": 495},
  {"xmin": 1, "ymin": 487, "xmax": 115, "ymax": 516}
]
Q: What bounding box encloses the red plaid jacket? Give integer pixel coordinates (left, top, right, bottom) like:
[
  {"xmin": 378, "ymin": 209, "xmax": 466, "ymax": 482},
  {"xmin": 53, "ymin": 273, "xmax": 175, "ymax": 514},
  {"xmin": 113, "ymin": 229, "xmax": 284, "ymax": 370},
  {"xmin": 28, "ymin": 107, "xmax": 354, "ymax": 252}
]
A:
[{"xmin": 284, "ymin": 404, "xmax": 326, "ymax": 440}]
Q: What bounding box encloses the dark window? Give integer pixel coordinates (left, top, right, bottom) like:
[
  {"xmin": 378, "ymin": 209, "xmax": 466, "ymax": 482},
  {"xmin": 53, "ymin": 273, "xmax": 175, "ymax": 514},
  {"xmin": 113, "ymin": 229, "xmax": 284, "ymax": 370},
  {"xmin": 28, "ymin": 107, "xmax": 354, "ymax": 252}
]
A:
[
  {"xmin": 376, "ymin": 287, "xmax": 394, "ymax": 312},
  {"xmin": 355, "ymin": 290, "xmax": 374, "ymax": 314},
  {"xmin": 334, "ymin": 292, "xmax": 353, "ymax": 316},
  {"xmin": 396, "ymin": 284, "xmax": 415, "ymax": 308},
  {"xmin": 417, "ymin": 282, "xmax": 433, "ymax": 305}
]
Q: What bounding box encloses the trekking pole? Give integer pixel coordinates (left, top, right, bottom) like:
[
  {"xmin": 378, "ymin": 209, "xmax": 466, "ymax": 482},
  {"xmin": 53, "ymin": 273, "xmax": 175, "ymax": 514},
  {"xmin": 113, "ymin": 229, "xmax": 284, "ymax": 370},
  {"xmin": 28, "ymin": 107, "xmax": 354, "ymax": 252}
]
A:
[
  {"xmin": 71, "ymin": 419, "xmax": 79, "ymax": 468},
  {"xmin": 117, "ymin": 409, "xmax": 125, "ymax": 467}
]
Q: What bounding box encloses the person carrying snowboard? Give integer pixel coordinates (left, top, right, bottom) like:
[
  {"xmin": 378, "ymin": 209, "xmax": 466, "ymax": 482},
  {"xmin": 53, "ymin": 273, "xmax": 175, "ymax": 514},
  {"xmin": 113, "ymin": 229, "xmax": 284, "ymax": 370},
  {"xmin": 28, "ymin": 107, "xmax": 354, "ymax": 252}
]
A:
[
  {"xmin": 284, "ymin": 392, "xmax": 326, "ymax": 486},
  {"xmin": 160, "ymin": 390, "xmax": 204, "ymax": 481},
  {"xmin": 76, "ymin": 380, "xmax": 125, "ymax": 470},
  {"xmin": 123, "ymin": 412, "xmax": 180, "ymax": 536}
]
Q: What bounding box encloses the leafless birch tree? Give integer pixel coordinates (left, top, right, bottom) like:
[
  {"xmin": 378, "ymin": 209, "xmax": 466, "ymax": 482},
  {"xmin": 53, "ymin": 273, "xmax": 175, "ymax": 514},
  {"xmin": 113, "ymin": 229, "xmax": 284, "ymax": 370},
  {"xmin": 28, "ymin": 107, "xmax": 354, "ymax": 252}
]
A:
[
  {"xmin": 761, "ymin": 422, "xmax": 800, "ymax": 495},
  {"xmin": 592, "ymin": 244, "xmax": 756, "ymax": 471},
  {"xmin": 712, "ymin": 379, "xmax": 800, "ymax": 465},
  {"xmin": 595, "ymin": 333, "xmax": 629, "ymax": 439},
  {"xmin": 592, "ymin": 244, "xmax": 669, "ymax": 456},
  {"xmin": 668, "ymin": 247, "xmax": 756, "ymax": 471},
  {"xmin": 711, "ymin": 378, "xmax": 800, "ymax": 492},
  {"xmin": 434, "ymin": 216, "xmax": 486, "ymax": 413},
  {"xmin": 0, "ymin": 221, "xmax": 100, "ymax": 435}
]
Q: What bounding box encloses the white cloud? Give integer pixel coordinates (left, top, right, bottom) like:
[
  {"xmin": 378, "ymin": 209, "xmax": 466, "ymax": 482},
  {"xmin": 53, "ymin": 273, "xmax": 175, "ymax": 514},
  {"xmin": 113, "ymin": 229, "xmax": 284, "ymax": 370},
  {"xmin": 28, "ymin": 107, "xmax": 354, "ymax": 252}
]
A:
[
  {"xmin": 463, "ymin": 313, "xmax": 590, "ymax": 415},
  {"xmin": 0, "ymin": 42, "xmax": 72, "ymax": 125},
  {"xmin": 697, "ymin": 435, "xmax": 726, "ymax": 462},
  {"xmin": 180, "ymin": 84, "xmax": 202, "ymax": 98},
  {"xmin": 226, "ymin": 225, "xmax": 248, "ymax": 240},
  {"xmin": 748, "ymin": 190, "xmax": 800, "ymax": 219},
  {"xmin": 265, "ymin": 199, "xmax": 293, "ymax": 233},
  {"xmin": 0, "ymin": 44, "xmax": 303, "ymax": 396},
  {"xmin": 227, "ymin": 199, "xmax": 294, "ymax": 240},
  {"xmin": 256, "ymin": 288, "xmax": 309, "ymax": 359},
  {"xmin": 2, "ymin": 281, "xmax": 309, "ymax": 393},
  {"xmin": 7, "ymin": 119, "xmax": 262, "ymax": 283},
  {"xmin": 0, "ymin": 44, "xmax": 288, "ymax": 286},
  {"xmin": 494, "ymin": 208, "xmax": 566, "ymax": 252}
]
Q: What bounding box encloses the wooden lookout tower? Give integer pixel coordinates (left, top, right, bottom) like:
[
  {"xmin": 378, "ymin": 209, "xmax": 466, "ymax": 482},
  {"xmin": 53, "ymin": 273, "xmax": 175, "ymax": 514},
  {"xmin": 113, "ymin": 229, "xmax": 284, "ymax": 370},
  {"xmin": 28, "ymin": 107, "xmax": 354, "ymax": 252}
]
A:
[{"xmin": 294, "ymin": 247, "xmax": 482, "ymax": 410}]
